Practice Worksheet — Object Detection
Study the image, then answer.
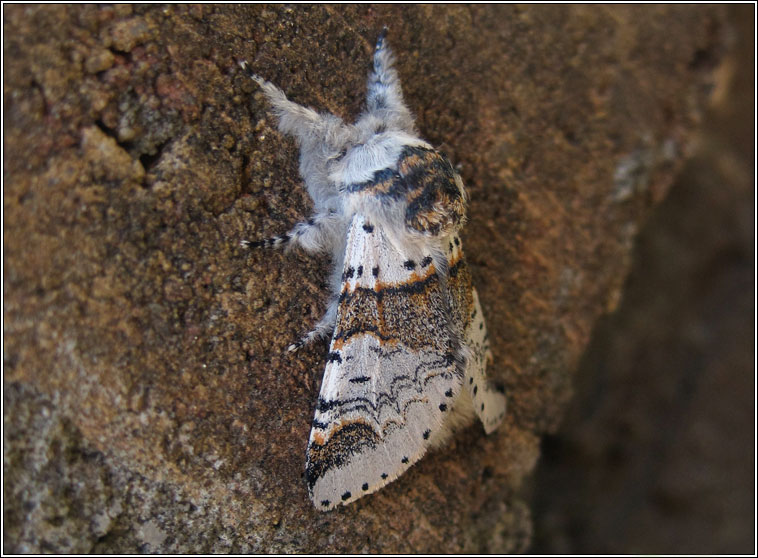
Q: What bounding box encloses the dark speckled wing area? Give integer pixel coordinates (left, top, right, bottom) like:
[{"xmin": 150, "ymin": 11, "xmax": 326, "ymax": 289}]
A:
[
  {"xmin": 398, "ymin": 147, "xmax": 466, "ymax": 236},
  {"xmin": 346, "ymin": 146, "xmax": 466, "ymax": 237}
]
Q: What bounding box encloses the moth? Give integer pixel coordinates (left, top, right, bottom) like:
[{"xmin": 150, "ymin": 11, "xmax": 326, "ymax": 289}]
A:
[{"xmin": 240, "ymin": 29, "xmax": 506, "ymax": 510}]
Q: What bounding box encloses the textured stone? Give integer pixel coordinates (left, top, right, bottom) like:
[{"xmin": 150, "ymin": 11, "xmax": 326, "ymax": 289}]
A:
[
  {"xmin": 531, "ymin": 6, "xmax": 754, "ymax": 553},
  {"xmin": 3, "ymin": 4, "xmax": 726, "ymax": 553}
]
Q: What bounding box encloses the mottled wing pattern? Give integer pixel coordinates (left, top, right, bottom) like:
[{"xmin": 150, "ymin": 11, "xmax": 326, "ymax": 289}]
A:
[
  {"xmin": 398, "ymin": 146, "xmax": 467, "ymax": 236},
  {"xmin": 306, "ymin": 214, "xmax": 464, "ymax": 510},
  {"xmin": 346, "ymin": 146, "xmax": 466, "ymax": 237}
]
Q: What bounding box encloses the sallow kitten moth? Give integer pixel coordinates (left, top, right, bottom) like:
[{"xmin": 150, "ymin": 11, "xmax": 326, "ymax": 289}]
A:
[{"xmin": 240, "ymin": 28, "xmax": 506, "ymax": 510}]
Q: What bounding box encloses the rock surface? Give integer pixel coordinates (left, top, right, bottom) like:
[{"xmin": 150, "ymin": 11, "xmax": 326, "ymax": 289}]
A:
[
  {"xmin": 531, "ymin": 6, "xmax": 754, "ymax": 553},
  {"xmin": 3, "ymin": 5, "xmax": 726, "ymax": 552}
]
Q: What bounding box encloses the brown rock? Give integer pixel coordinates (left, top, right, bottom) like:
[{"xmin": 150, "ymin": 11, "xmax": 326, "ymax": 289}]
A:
[
  {"xmin": 84, "ymin": 48, "xmax": 115, "ymax": 74},
  {"xmin": 531, "ymin": 5, "xmax": 754, "ymax": 554},
  {"xmin": 110, "ymin": 16, "xmax": 152, "ymax": 53},
  {"xmin": 3, "ymin": 4, "xmax": 727, "ymax": 553}
]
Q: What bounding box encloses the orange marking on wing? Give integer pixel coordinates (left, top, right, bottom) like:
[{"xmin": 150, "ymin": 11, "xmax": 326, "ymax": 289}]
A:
[
  {"xmin": 315, "ymin": 417, "xmax": 375, "ymax": 444},
  {"xmin": 448, "ymin": 251, "xmax": 462, "ymax": 267},
  {"xmin": 339, "ymin": 263, "xmax": 438, "ymax": 295},
  {"xmin": 373, "ymin": 264, "xmax": 437, "ymax": 291},
  {"xmin": 329, "ymin": 330, "xmax": 401, "ymax": 352}
]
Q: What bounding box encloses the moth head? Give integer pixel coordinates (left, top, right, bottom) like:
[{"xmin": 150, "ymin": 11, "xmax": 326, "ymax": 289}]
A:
[{"xmin": 326, "ymin": 119, "xmax": 427, "ymax": 190}]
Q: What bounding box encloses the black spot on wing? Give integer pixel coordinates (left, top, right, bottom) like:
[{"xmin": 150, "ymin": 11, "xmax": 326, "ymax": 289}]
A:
[
  {"xmin": 327, "ymin": 352, "xmax": 342, "ymax": 363},
  {"xmin": 305, "ymin": 422, "xmax": 380, "ymax": 489},
  {"xmin": 312, "ymin": 418, "xmax": 329, "ymax": 429}
]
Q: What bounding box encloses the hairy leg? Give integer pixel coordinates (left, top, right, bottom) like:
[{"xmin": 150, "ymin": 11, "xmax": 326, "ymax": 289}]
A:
[
  {"xmin": 286, "ymin": 297, "xmax": 338, "ymax": 352},
  {"xmin": 241, "ymin": 210, "xmax": 341, "ymax": 254},
  {"xmin": 365, "ymin": 28, "xmax": 416, "ymax": 134},
  {"xmin": 240, "ymin": 60, "xmax": 329, "ymax": 142}
]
